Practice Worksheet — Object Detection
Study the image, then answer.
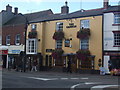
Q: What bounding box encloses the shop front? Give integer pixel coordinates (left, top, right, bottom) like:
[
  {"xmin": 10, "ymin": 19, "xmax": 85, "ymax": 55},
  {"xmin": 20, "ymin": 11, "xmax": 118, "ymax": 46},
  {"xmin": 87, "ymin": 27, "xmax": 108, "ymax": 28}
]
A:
[
  {"xmin": 0, "ymin": 46, "xmax": 8, "ymax": 68},
  {"xmin": 104, "ymin": 51, "xmax": 120, "ymax": 73}
]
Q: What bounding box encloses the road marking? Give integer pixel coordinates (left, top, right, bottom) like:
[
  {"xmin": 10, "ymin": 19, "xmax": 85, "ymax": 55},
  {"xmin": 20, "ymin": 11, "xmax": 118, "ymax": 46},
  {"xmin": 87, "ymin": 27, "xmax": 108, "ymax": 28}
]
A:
[
  {"xmin": 91, "ymin": 85, "xmax": 119, "ymax": 90},
  {"xmin": 80, "ymin": 78, "xmax": 89, "ymax": 79},
  {"xmin": 71, "ymin": 82, "xmax": 101, "ymax": 90},
  {"xmin": 71, "ymin": 78, "xmax": 79, "ymax": 80},
  {"xmin": 27, "ymin": 77, "xmax": 58, "ymax": 81},
  {"xmin": 61, "ymin": 78, "xmax": 68, "ymax": 80},
  {"xmin": 71, "ymin": 83, "xmax": 84, "ymax": 90}
]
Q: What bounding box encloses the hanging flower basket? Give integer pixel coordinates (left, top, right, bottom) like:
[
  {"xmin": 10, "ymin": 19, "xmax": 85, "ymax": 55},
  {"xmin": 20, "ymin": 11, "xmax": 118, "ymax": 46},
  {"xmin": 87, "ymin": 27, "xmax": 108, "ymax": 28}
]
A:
[
  {"xmin": 53, "ymin": 31, "xmax": 64, "ymax": 40},
  {"xmin": 77, "ymin": 28, "xmax": 90, "ymax": 39},
  {"xmin": 28, "ymin": 31, "xmax": 37, "ymax": 38},
  {"xmin": 76, "ymin": 49, "xmax": 90, "ymax": 60},
  {"xmin": 51, "ymin": 48, "xmax": 64, "ymax": 59}
]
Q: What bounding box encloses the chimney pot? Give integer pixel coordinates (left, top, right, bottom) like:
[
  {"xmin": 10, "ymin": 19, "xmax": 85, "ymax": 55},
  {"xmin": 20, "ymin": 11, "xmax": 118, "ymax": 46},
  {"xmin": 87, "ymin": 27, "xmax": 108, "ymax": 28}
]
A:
[
  {"xmin": 61, "ymin": 1, "xmax": 69, "ymax": 14},
  {"xmin": 103, "ymin": 0, "xmax": 109, "ymax": 9},
  {"xmin": 6, "ymin": 4, "xmax": 12, "ymax": 12},
  {"xmin": 14, "ymin": 7, "xmax": 18, "ymax": 15}
]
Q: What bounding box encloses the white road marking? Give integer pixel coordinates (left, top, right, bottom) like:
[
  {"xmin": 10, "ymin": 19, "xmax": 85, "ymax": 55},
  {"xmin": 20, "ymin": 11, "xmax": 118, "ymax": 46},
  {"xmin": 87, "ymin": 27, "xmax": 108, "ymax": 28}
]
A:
[
  {"xmin": 27, "ymin": 77, "xmax": 58, "ymax": 81},
  {"xmin": 71, "ymin": 78, "xmax": 79, "ymax": 80},
  {"xmin": 80, "ymin": 78, "xmax": 89, "ymax": 79},
  {"xmin": 71, "ymin": 83, "xmax": 83, "ymax": 90},
  {"xmin": 91, "ymin": 85, "xmax": 119, "ymax": 90},
  {"xmin": 61, "ymin": 78, "xmax": 68, "ymax": 80},
  {"xmin": 71, "ymin": 82, "xmax": 101, "ymax": 90}
]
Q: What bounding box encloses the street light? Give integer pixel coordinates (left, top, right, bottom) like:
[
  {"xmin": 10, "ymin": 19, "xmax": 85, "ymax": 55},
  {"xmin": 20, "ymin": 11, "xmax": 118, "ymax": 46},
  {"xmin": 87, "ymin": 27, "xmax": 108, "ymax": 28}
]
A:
[{"xmin": 20, "ymin": 13, "xmax": 29, "ymax": 72}]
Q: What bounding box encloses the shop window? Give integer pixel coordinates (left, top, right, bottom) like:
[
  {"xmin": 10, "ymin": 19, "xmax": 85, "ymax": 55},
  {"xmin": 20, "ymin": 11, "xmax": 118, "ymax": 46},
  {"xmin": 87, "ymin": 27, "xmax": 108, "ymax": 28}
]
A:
[
  {"xmin": 6, "ymin": 35, "xmax": 10, "ymax": 45},
  {"xmin": 56, "ymin": 22, "xmax": 63, "ymax": 31},
  {"xmin": 80, "ymin": 39, "xmax": 89, "ymax": 50},
  {"xmin": 80, "ymin": 19, "xmax": 90, "ymax": 29},
  {"xmin": 114, "ymin": 14, "xmax": 120, "ymax": 24},
  {"xmin": 56, "ymin": 40, "xmax": 62, "ymax": 49},
  {"xmin": 113, "ymin": 32, "xmax": 120, "ymax": 47},
  {"xmin": 31, "ymin": 24, "xmax": 37, "ymax": 30},
  {"xmin": 27, "ymin": 39, "xmax": 37, "ymax": 54},
  {"xmin": 15, "ymin": 34, "xmax": 20, "ymax": 45}
]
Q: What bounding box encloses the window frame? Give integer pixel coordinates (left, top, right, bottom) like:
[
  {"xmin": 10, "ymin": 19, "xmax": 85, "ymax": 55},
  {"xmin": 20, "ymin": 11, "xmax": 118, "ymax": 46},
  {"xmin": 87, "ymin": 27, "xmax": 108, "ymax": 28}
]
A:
[
  {"xmin": 6, "ymin": 35, "xmax": 10, "ymax": 45},
  {"xmin": 114, "ymin": 13, "xmax": 120, "ymax": 24},
  {"xmin": 15, "ymin": 34, "xmax": 20, "ymax": 45},
  {"xmin": 0, "ymin": 35, "xmax": 2, "ymax": 45},
  {"xmin": 80, "ymin": 19, "xmax": 90, "ymax": 29},
  {"xmin": 56, "ymin": 22, "xmax": 63, "ymax": 31},
  {"xmin": 80, "ymin": 39, "xmax": 89, "ymax": 50},
  {"xmin": 113, "ymin": 31, "xmax": 120, "ymax": 47},
  {"xmin": 56, "ymin": 40, "xmax": 62, "ymax": 49},
  {"xmin": 27, "ymin": 39, "xmax": 37, "ymax": 54},
  {"xmin": 31, "ymin": 24, "xmax": 37, "ymax": 31}
]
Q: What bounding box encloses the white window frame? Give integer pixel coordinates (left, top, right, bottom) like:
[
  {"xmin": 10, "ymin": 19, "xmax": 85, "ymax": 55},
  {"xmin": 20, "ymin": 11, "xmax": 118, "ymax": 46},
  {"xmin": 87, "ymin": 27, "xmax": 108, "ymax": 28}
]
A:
[
  {"xmin": 6, "ymin": 35, "xmax": 10, "ymax": 45},
  {"xmin": 114, "ymin": 33, "xmax": 120, "ymax": 47},
  {"xmin": 31, "ymin": 24, "xmax": 37, "ymax": 30},
  {"xmin": 56, "ymin": 22, "xmax": 63, "ymax": 31},
  {"xmin": 80, "ymin": 39, "xmax": 89, "ymax": 50},
  {"xmin": 80, "ymin": 19, "xmax": 90, "ymax": 29},
  {"xmin": 27, "ymin": 39, "xmax": 37, "ymax": 54},
  {"xmin": 15, "ymin": 34, "xmax": 20, "ymax": 45},
  {"xmin": 56, "ymin": 40, "xmax": 62, "ymax": 49},
  {"xmin": 114, "ymin": 14, "xmax": 120, "ymax": 24}
]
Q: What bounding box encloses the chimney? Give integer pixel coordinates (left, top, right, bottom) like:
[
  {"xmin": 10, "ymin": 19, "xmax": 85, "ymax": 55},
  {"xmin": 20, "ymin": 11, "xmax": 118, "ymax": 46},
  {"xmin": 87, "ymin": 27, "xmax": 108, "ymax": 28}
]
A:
[
  {"xmin": 103, "ymin": 0, "xmax": 109, "ymax": 9},
  {"xmin": 61, "ymin": 1, "xmax": 69, "ymax": 14},
  {"xmin": 6, "ymin": 4, "xmax": 12, "ymax": 12},
  {"xmin": 14, "ymin": 7, "xmax": 18, "ymax": 15}
]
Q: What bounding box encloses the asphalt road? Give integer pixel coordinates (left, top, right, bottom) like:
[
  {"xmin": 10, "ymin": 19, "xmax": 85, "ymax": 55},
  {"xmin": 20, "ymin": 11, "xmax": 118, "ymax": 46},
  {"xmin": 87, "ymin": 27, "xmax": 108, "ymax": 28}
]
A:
[{"xmin": 1, "ymin": 69, "xmax": 120, "ymax": 90}]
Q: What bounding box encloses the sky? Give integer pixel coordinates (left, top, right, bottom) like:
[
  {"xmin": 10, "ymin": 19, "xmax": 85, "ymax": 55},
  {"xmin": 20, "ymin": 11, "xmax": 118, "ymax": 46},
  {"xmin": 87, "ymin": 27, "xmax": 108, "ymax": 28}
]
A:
[{"xmin": 0, "ymin": 0, "xmax": 119, "ymax": 14}]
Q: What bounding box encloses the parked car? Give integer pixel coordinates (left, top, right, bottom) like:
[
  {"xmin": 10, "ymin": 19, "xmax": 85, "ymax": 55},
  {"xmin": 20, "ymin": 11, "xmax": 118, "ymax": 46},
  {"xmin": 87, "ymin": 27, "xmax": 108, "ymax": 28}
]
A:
[{"xmin": 110, "ymin": 69, "xmax": 120, "ymax": 76}]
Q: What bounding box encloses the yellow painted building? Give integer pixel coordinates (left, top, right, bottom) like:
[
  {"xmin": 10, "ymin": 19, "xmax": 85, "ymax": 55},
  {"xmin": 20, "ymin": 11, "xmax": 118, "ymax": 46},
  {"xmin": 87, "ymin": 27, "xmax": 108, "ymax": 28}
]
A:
[{"xmin": 26, "ymin": 3, "xmax": 103, "ymax": 73}]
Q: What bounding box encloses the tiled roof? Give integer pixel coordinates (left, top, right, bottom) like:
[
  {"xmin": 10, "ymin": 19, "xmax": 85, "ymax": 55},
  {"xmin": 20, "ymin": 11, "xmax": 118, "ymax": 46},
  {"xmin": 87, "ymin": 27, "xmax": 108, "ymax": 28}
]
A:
[
  {"xmin": 3, "ymin": 9, "xmax": 53, "ymax": 26},
  {"xmin": 30, "ymin": 5, "xmax": 119, "ymax": 23}
]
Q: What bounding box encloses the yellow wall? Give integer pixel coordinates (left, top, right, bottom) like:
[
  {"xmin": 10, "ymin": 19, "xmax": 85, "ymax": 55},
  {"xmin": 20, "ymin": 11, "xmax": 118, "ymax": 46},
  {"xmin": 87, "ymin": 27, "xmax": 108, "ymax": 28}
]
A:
[{"xmin": 27, "ymin": 15, "xmax": 102, "ymax": 70}]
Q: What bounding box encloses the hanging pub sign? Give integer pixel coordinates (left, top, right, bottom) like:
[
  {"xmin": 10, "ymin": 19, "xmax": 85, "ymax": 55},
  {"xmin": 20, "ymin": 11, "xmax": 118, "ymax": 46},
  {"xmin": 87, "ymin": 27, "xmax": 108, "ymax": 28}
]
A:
[{"xmin": 66, "ymin": 23, "xmax": 77, "ymax": 28}]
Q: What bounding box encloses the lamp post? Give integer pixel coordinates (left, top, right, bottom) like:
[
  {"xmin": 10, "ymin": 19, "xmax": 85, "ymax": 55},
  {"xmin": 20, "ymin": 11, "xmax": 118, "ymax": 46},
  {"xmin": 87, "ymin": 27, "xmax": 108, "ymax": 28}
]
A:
[{"xmin": 20, "ymin": 13, "xmax": 29, "ymax": 72}]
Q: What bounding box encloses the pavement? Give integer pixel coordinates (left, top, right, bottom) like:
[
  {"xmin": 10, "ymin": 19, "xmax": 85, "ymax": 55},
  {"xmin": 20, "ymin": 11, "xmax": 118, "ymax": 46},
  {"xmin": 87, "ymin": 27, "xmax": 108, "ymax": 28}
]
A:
[{"xmin": 1, "ymin": 69, "xmax": 120, "ymax": 90}]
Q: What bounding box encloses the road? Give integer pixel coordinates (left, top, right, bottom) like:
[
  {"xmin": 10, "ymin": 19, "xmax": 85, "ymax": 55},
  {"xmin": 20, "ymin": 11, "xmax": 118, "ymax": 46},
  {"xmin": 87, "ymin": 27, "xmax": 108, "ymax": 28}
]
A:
[{"xmin": 1, "ymin": 69, "xmax": 120, "ymax": 90}]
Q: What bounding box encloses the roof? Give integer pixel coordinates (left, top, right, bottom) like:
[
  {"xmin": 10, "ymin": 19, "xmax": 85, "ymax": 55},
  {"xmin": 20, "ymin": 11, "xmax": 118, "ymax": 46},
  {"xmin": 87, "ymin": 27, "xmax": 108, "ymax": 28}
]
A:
[
  {"xmin": 30, "ymin": 5, "xmax": 119, "ymax": 23},
  {"xmin": 30, "ymin": 8, "xmax": 104, "ymax": 23},
  {"xmin": 3, "ymin": 9, "xmax": 53, "ymax": 26}
]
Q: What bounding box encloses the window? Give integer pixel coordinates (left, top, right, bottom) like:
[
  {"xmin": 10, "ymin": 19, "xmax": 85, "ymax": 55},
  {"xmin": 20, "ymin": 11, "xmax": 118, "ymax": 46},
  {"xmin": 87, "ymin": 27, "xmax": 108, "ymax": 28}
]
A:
[
  {"xmin": 80, "ymin": 39, "xmax": 89, "ymax": 50},
  {"xmin": 114, "ymin": 14, "xmax": 120, "ymax": 24},
  {"xmin": 64, "ymin": 39, "xmax": 70, "ymax": 47},
  {"xmin": 0, "ymin": 35, "xmax": 1, "ymax": 45},
  {"xmin": 6, "ymin": 35, "xmax": 10, "ymax": 45},
  {"xmin": 114, "ymin": 33, "xmax": 120, "ymax": 46},
  {"xmin": 31, "ymin": 24, "xmax": 37, "ymax": 30},
  {"xmin": 15, "ymin": 34, "xmax": 20, "ymax": 45},
  {"xmin": 56, "ymin": 40, "xmax": 62, "ymax": 49},
  {"xmin": 56, "ymin": 22, "xmax": 63, "ymax": 31},
  {"xmin": 80, "ymin": 20, "xmax": 90, "ymax": 29},
  {"xmin": 27, "ymin": 39, "xmax": 37, "ymax": 54}
]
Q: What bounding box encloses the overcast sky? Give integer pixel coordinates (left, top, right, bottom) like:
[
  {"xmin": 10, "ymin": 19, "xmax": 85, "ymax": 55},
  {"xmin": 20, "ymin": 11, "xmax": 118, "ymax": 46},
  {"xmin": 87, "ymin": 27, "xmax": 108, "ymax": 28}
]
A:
[{"xmin": 0, "ymin": 0, "xmax": 119, "ymax": 14}]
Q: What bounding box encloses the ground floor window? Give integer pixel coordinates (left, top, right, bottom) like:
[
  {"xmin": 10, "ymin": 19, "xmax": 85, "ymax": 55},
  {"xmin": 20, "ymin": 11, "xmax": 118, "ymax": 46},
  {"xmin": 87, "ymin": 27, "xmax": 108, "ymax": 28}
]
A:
[{"xmin": 27, "ymin": 39, "xmax": 37, "ymax": 54}]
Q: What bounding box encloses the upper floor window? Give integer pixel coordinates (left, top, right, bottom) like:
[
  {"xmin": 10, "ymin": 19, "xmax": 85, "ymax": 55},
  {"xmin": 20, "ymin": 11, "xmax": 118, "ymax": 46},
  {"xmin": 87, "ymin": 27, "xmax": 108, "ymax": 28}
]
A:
[
  {"xmin": 56, "ymin": 22, "xmax": 63, "ymax": 31},
  {"xmin": 15, "ymin": 34, "xmax": 20, "ymax": 45},
  {"xmin": 6, "ymin": 35, "xmax": 10, "ymax": 45},
  {"xmin": 80, "ymin": 39, "xmax": 89, "ymax": 50},
  {"xmin": 31, "ymin": 24, "xmax": 37, "ymax": 30},
  {"xmin": 114, "ymin": 14, "xmax": 120, "ymax": 24},
  {"xmin": 80, "ymin": 20, "xmax": 90, "ymax": 29},
  {"xmin": 113, "ymin": 32, "xmax": 120, "ymax": 47},
  {"xmin": 56, "ymin": 40, "xmax": 62, "ymax": 49},
  {"xmin": 27, "ymin": 39, "xmax": 37, "ymax": 54}
]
